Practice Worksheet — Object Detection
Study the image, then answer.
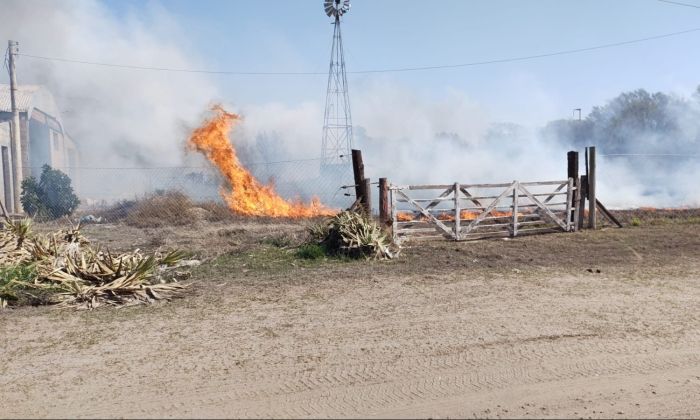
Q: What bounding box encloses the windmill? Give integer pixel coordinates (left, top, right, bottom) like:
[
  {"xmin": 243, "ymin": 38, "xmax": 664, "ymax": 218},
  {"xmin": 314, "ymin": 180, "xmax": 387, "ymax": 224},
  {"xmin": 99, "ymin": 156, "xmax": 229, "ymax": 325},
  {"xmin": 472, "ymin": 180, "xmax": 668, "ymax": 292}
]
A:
[{"xmin": 321, "ymin": 0, "xmax": 353, "ymax": 170}]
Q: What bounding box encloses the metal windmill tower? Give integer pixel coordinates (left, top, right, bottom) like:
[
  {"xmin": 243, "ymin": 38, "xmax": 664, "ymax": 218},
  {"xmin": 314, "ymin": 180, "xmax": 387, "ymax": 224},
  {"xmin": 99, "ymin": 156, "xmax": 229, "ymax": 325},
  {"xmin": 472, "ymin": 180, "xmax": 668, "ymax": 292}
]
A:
[{"xmin": 321, "ymin": 0, "xmax": 353, "ymax": 169}]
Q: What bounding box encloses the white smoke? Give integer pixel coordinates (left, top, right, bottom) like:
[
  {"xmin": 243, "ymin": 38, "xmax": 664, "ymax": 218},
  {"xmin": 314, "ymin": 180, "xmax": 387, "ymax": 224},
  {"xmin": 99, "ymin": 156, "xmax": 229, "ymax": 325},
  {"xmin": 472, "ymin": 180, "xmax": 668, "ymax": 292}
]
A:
[
  {"xmin": 1, "ymin": 1, "xmax": 695, "ymax": 208},
  {"xmin": 0, "ymin": 0, "xmax": 217, "ymax": 167}
]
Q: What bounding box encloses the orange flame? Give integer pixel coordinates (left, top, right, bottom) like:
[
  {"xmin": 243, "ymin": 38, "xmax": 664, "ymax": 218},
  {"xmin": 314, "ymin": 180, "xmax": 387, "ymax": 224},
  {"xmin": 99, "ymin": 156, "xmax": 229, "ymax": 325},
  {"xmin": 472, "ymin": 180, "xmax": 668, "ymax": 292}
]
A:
[
  {"xmin": 188, "ymin": 105, "xmax": 336, "ymax": 218},
  {"xmin": 397, "ymin": 210, "xmax": 524, "ymax": 222}
]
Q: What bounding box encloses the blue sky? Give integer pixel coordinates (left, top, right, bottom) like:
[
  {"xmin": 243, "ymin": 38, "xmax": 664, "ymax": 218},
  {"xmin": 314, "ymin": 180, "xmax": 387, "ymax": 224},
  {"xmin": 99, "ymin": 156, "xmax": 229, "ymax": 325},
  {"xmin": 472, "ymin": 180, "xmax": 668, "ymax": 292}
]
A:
[{"xmin": 98, "ymin": 0, "xmax": 700, "ymax": 125}]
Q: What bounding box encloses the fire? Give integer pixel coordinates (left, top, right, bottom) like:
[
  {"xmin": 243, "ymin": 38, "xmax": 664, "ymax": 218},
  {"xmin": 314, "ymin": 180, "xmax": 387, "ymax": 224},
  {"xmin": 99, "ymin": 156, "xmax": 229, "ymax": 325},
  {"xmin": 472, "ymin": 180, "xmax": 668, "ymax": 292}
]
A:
[
  {"xmin": 397, "ymin": 210, "xmax": 521, "ymax": 222},
  {"xmin": 188, "ymin": 105, "xmax": 336, "ymax": 218}
]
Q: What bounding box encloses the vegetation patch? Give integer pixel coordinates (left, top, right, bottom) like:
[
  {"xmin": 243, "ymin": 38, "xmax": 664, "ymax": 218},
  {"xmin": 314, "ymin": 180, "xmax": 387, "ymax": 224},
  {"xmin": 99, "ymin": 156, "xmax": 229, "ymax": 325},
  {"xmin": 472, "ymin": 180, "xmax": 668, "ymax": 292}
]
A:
[
  {"xmin": 306, "ymin": 211, "xmax": 397, "ymax": 260},
  {"xmin": 0, "ymin": 215, "xmax": 193, "ymax": 310},
  {"xmin": 296, "ymin": 243, "xmax": 326, "ymax": 260},
  {"xmin": 20, "ymin": 165, "xmax": 80, "ymax": 220}
]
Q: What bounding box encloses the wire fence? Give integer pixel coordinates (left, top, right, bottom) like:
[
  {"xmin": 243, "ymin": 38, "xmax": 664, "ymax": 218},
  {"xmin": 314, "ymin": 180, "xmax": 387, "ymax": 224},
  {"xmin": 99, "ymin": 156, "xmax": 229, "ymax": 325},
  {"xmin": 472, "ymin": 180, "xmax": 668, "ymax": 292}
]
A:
[
  {"xmin": 12, "ymin": 153, "xmax": 700, "ymax": 229},
  {"xmin": 20, "ymin": 160, "xmax": 356, "ymax": 225}
]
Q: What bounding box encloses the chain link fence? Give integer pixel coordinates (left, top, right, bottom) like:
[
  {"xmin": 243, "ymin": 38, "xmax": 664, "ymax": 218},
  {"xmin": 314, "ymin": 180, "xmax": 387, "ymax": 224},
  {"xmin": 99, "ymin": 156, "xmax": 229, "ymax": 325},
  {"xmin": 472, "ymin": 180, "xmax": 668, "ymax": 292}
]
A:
[{"xmin": 22, "ymin": 159, "xmax": 356, "ymax": 226}]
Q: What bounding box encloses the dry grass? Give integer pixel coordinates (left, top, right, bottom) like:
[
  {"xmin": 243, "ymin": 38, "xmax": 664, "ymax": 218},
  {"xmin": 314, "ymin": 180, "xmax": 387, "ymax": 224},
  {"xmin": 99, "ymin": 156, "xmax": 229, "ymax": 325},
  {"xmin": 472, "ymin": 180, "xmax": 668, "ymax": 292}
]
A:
[
  {"xmin": 610, "ymin": 208, "xmax": 700, "ymax": 226},
  {"xmin": 90, "ymin": 191, "xmax": 243, "ymax": 228}
]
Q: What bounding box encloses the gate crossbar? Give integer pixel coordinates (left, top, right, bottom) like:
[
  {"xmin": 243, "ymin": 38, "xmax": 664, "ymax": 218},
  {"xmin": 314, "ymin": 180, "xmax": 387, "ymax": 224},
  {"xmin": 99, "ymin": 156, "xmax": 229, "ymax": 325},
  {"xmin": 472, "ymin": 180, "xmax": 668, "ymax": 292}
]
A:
[{"xmin": 391, "ymin": 178, "xmax": 575, "ymax": 242}]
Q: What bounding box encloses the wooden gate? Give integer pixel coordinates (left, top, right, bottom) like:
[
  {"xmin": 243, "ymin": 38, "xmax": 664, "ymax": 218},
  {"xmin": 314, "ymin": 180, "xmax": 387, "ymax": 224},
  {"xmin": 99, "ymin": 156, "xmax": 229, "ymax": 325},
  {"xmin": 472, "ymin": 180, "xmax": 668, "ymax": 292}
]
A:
[{"xmin": 390, "ymin": 179, "xmax": 576, "ymax": 241}]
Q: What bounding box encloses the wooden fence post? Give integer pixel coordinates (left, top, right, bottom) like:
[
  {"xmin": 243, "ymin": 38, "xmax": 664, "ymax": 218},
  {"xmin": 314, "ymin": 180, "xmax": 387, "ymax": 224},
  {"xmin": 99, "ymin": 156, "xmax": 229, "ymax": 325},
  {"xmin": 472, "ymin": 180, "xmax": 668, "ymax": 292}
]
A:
[
  {"xmin": 588, "ymin": 146, "xmax": 597, "ymax": 229},
  {"xmin": 567, "ymin": 151, "xmax": 579, "ymax": 227},
  {"xmin": 362, "ymin": 178, "xmax": 372, "ymax": 215},
  {"xmin": 351, "ymin": 149, "xmax": 365, "ymax": 205},
  {"xmin": 379, "ymin": 178, "xmax": 390, "ymax": 229},
  {"xmin": 578, "ymin": 174, "xmax": 587, "ymax": 229}
]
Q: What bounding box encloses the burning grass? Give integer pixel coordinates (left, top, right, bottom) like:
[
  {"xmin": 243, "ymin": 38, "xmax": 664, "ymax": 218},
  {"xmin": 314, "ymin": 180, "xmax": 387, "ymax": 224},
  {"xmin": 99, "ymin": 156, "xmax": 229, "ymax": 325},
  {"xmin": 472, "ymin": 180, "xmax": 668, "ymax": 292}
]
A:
[
  {"xmin": 0, "ymin": 215, "xmax": 191, "ymax": 310},
  {"xmin": 188, "ymin": 105, "xmax": 336, "ymax": 218}
]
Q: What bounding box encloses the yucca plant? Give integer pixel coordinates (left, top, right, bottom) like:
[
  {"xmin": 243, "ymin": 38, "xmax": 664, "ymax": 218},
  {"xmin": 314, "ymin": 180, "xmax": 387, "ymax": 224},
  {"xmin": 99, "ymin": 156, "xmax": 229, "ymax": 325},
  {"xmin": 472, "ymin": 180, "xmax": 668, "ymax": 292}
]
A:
[{"xmin": 308, "ymin": 211, "xmax": 396, "ymax": 260}]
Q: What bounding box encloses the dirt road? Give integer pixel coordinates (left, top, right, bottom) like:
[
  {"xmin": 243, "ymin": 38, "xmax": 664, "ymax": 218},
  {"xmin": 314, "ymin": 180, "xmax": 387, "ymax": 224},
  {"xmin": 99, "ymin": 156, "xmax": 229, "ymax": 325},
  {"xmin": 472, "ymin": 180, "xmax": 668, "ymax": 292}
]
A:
[{"xmin": 2, "ymin": 223, "xmax": 700, "ymax": 418}]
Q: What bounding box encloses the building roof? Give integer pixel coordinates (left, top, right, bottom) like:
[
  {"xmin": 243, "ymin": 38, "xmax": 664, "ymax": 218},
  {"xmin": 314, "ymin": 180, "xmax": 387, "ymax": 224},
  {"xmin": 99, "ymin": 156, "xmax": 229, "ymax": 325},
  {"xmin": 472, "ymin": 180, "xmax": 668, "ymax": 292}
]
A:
[{"xmin": 0, "ymin": 84, "xmax": 62, "ymax": 124}]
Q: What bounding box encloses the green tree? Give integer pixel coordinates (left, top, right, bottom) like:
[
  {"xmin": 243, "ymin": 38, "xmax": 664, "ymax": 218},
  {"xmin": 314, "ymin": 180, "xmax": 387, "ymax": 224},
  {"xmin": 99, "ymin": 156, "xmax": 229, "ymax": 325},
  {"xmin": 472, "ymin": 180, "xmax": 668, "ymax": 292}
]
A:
[{"xmin": 21, "ymin": 165, "xmax": 80, "ymax": 219}]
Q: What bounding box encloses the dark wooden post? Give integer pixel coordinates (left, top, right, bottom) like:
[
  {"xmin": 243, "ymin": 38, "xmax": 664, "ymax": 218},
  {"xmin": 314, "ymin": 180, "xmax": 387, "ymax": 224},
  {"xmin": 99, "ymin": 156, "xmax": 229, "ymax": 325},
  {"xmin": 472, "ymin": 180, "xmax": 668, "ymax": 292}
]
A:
[
  {"xmin": 588, "ymin": 146, "xmax": 597, "ymax": 229},
  {"xmin": 567, "ymin": 151, "xmax": 579, "ymax": 226},
  {"xmin": 351, "ymin": 149, "xmax": 365, "ymax": 204},
  {"xmin": 361, "ymin": 178, "xmax": 371, "ymax": 215},
  {"xmin": 379, "ymin": 177, "xmax": 390, "ymax": 228},
  {"xmin": 578, "ymin": 174, "xmax": 588, "ymax": 229}
]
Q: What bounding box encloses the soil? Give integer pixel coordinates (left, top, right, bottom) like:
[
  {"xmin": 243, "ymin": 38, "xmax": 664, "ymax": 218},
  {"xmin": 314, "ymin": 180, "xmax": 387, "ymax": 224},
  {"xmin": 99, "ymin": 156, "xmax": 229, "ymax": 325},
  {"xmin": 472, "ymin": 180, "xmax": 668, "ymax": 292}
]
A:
[{"xmin": 2, "ymin": 221, "xmax": 700, "ymax": 418}]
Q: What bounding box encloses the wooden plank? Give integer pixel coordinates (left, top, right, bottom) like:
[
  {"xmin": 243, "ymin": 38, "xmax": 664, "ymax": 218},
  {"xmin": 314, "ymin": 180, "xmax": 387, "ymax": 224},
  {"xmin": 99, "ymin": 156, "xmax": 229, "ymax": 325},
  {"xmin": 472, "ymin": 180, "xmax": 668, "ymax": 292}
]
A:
[
  {"xmin": 596, "ymin": 199, "xmax": 623, "ymax": 228},
  {"xmin": 391, "ymin": 187, "xmax": 398, "ymax": 241},
  {"xmin": 456, "ymin": 194, "xmax": 503, "ymax": 201},
  {"xmin": 542, "ymin": 183, "xmax": 567, "ymax": 205},
  {"xmin": 530, "ymin": 191, "xmax": 568, "ymax": 198},
  {"xmin": 396, "ymin": 228, "xmax": 444, "ymax": 234},
  {"xmin": 517, "ymin": 184, "xmax": 568, "ymax": 230},
  {"xmin": 511, "ymin": 202, "xmax": 569, "ymax": 208},
  {"xmin": 515, "ymin": 227, "xmax": 562, "ymax": 234},
  {"xmin": 565, "ymin": 177, "xmax": 573, "ymax": 231},
  {"xmin": 454, "ymin": 182, "xmax": 461, "ymax": 241},
  {"xmin": 398, "ymin": 196, "xmax": 454, "ymax": 203},
  {"xmin": 461, "ymin": 182, "xmax": 516, "ymax": 235},
  {"xmin": 512, "ymin": 183, "xmax": 519, "ymax": 237},
  {"xmin": 519, "ymin": 180, "xmax": 570, "ymax": 187},
  {"xmin": 462, "ymin": 222, "xmax": 514, "ymax": 230},
  {"xmin": 395, "ymin": 189, "xmax": 454, "ymax": 238},
  {"xmin": 458, "ymin": 182, "xmax": 513, "ymax": 189},
  {"xmin": 459, "ymin": 187, "xmax": 486, "ymax": 210},
  {"xmin": 406, "ymin": 184, "xmax": 454, "ymax": 190}
]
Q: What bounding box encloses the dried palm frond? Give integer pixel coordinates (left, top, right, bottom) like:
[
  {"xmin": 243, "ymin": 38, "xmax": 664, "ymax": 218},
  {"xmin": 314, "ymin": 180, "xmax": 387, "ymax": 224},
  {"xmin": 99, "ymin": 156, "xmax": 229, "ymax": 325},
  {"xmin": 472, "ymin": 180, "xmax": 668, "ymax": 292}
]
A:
[{"xmin": 0, "ymin": 215, "xmax": 191, "ymax": 310}]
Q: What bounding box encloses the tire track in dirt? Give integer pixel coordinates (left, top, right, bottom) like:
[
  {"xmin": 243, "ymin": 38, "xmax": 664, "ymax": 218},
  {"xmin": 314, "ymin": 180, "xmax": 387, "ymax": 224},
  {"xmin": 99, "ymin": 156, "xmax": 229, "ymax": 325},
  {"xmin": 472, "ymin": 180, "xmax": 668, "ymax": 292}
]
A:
[
  {"xmin": 69, "ymin": 332, "xmax": 700, "ymax": 418},
  {"xmin": 122, "ymin": 349, "xmax": 700, "ymax": 418}
]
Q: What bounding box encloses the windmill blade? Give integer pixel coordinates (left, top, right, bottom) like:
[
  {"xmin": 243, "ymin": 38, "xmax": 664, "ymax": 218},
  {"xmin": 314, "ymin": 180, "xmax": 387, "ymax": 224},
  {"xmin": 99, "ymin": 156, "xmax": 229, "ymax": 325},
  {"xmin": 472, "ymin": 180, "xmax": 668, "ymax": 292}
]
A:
[
  {"xmin": 324, "ymin": 0, "xmax": 351, "ymax": 18},
  {"xmin": 339, "ymin": 0, "xmax": 351, "ymax": 15},
  {"xmin": 324, "ymin": 0, "xmax": 336, "ymax": 17}
]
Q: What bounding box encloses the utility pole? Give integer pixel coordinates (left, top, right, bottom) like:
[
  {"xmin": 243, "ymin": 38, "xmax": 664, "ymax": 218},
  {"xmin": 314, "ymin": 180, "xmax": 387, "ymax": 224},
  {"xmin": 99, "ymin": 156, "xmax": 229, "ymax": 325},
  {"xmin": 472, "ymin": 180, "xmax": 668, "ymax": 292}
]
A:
[{"xmin": 8, "ymin": 40, "xmax": 22, "ymax": 213}]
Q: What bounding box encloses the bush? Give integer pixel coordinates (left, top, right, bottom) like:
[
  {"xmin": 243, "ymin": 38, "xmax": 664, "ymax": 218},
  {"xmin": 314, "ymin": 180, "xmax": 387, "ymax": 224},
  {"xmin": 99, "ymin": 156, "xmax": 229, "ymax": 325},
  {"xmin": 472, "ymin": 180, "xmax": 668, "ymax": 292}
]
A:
[
  {"xmin": 307, "ymin": 211, "xmax": 396, "ymax": 260},
  {"xmin": 21, "ymin": 165, "xmax": 80, "ymax": 220},
  {"xmin": 296, "ymin": 243, "xmax": 326, "ymax": 260}
]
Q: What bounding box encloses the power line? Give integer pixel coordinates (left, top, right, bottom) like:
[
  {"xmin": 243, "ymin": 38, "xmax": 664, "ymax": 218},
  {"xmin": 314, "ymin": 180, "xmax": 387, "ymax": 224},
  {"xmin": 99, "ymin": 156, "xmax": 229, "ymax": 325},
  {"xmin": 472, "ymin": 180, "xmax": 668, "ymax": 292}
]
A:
[
  {"xmin": 601, "ymin": 153, "xmax": 700, "ymax": 157},
  {"xmin": 658, "ymin": 0, "xmax": 700, "ymax": 9},
  {"xmin": 16, "ymin": 26, "xmax": 700, "ymax": 76}
]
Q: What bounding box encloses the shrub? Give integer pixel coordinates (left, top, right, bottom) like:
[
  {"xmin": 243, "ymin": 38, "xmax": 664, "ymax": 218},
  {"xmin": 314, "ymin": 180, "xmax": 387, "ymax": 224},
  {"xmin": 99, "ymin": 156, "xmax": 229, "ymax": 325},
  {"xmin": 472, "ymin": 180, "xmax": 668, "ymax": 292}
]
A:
[
  {"xmin": 21, "ymin": 165, "xmax": 80, "ymax": 220},
  {"xmin": 296, "ymin": 243, "xmax": 326, "ymax": 260},
  {"xmin": 307, "ymin": 211, "xmax": 395, "ymax": 260},
  {"xmin": 630, "ymin": 217, "xmax": 642, "ymax": 227}
]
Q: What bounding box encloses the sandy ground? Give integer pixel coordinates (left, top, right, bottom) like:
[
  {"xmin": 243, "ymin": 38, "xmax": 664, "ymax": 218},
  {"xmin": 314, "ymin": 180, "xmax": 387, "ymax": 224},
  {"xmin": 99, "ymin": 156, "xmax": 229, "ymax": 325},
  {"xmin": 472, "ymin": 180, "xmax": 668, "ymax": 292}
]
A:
[{"xmin": 2, "ymin": 222, "xmax": 700, "ymax": 418}]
